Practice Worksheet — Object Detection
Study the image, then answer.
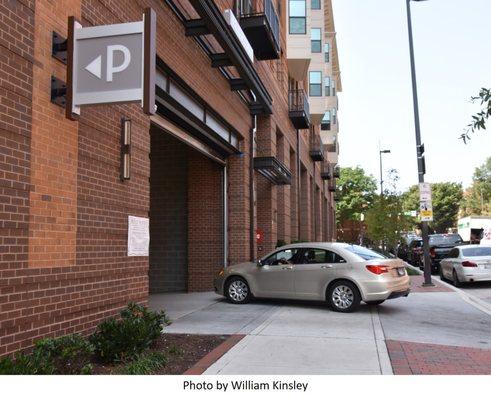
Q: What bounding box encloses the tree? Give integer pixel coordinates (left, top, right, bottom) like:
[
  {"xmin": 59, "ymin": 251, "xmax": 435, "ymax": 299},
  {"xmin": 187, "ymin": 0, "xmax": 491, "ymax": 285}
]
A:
[
  {"xmin": 335, "ymin": 166, "xmax": 377, "ymax": 224},
  {"xmin": 365, "ymin": 170, "xmax": 413, "ymax": 251},
  {"xmin": 401, "ymin": 182, "xmax": 463, "ymax": 233},
  {"xmin": 461, "ymin": 157, "xmax": 491, "ymax": 215},
  {"xmin": 461, "ymin": 88, "xmax": 491, "ymax": 143}
]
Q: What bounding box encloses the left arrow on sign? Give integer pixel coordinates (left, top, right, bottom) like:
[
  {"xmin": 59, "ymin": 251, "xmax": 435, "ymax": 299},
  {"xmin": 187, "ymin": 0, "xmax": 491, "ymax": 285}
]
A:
[{"xmin": 85, "ymin": 55, "xmax": 102, "ymax": 79}]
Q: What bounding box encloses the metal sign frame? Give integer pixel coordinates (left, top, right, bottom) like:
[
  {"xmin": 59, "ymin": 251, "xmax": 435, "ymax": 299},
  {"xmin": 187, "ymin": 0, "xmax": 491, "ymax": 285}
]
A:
[{"xmin": 66, "ymin": 8, "xmax": 155, "ymax": 120}]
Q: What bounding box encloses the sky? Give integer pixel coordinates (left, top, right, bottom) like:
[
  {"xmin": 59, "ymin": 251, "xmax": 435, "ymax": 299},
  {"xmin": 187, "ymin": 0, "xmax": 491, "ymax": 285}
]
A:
[{"xmin": 331, "ymin": 0, "xmax": 491, "ymax": 193}]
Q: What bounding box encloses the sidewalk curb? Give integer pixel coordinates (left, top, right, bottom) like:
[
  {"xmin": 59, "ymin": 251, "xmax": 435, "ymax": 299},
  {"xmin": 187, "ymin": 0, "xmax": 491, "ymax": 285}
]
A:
[
  {"xmin": 183, "ymin": 334, "xmax": 246, "ymax": 375},
  {"xmin": 405, "ymin": 263, "xmax": 491, "ymax": 316},
  {"xmin": 370, "ymin": 306, "xmax": 393, "ymax": 375}
]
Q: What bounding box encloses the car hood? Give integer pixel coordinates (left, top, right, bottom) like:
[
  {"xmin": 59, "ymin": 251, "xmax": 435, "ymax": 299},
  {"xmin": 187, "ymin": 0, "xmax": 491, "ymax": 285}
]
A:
[{"xmin": 225, "ymin": 261, "xmax": 257, "ymax": 274}]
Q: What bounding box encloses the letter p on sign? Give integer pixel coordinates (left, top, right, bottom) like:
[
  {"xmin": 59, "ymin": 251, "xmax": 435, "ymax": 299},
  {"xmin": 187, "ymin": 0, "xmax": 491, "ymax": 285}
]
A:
[{"xmin": 106, "ymin": 45, "xmax": 131, "ymax": 82}]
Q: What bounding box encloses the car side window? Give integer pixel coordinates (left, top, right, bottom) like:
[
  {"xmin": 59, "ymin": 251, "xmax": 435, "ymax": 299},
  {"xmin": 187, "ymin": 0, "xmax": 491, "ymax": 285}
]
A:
[
  {"xmin": 298, "ymin": 248, "xmax": 346, "ymax": 264},
  {"xmin": 262, "ymin": 248, "xmax": 299, "ymax": 266}
]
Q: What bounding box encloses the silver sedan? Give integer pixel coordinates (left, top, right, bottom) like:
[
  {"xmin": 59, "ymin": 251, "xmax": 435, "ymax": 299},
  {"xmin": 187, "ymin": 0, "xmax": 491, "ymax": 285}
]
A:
[
  {"xmin": 440, "ymin": 245, "xmax": 491, "ymax": 287},
  {"xmin": 214, "ymin": 243, "xmax": 410, "ymax": 312}
]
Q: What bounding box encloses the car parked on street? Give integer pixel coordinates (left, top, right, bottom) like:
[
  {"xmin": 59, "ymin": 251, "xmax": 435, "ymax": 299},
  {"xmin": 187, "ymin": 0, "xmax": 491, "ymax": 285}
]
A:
[
  {"xmin": 214, "ymin": 243, "xmax": 410, "ymax": 313},
  {"xmin": 439, "ymin": 245, "xmax": 491, "ymax": 287},
  {"xmin": 397, "ymin": 234, "xmax": 421, "ymax": 261},
  {"xmin": 421, "ymin": 233, "xmax": 464, "ymax": 273},
  {"xmin": 406, "ymin": 237, "xmax": 423, "ymax": 267}
]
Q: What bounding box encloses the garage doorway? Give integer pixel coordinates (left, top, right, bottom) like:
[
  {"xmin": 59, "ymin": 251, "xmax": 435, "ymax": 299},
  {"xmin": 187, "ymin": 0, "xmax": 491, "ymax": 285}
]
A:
[{"xmin": 149, "ymin": 123, "xmax": 225, "ymax": 293}]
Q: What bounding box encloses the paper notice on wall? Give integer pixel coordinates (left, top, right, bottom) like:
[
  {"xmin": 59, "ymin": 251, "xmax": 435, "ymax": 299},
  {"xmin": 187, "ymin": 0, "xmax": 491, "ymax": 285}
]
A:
[{"xmin": 128, "ymin": 216, "xmax": 149, "ymax": 256}]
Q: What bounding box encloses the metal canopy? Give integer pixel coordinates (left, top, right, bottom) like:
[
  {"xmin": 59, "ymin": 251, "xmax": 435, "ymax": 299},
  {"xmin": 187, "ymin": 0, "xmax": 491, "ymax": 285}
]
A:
[
  {"xmin": 253, "ymin": 156, "xmax": 292, "ymax": 185},
  {"xmin": 164, "ymin": 0, "xmax": 273, "ymax": 115}
]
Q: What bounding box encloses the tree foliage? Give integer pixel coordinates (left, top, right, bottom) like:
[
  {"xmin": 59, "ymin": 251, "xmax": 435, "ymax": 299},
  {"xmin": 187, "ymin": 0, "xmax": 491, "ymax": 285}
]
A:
[
  {"xmin": 365, "ymin": 170, "xmax": 413, "ymax": 250},
  {"xmin": 335, "ymin": 166, "xmax": 377, "ymax": 224},
  {"xmin": 461, "ymin": 157, "xmax": 491, "ymax": 215},
  {"xmin": 461, "ymin": 88, "xmax": 491, "ymax": 143},
  {"xmin": 401, "ymin": 182, "xmax": 463, "ymax": 233}
]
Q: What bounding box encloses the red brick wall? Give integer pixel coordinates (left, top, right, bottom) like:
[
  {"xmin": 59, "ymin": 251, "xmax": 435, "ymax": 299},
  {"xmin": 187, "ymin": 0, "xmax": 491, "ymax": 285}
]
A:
[
  {"xmin": 0, "ymin": 0, "xmax": 339, "ymax": 356},
  {"xmin": 187, "ymin": 150, "xmax": 224, "ymax": 292}
]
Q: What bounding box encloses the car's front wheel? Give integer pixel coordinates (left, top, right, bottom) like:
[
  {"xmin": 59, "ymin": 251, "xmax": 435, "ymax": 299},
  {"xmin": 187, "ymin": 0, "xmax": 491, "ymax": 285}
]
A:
[
  {"xmin": 225, "ymin": 277, "xmax": 251, "ymax": 304},
  {"xmin": 327, "ymin": 280, "xmax": 361, "ymax": 313}
]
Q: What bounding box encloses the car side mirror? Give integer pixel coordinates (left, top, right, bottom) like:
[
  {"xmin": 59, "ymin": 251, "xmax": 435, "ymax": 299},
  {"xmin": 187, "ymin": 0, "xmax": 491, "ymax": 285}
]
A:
[{"xmin": 257, "ymin": 259, "xmax": 264, "ymax": 267}]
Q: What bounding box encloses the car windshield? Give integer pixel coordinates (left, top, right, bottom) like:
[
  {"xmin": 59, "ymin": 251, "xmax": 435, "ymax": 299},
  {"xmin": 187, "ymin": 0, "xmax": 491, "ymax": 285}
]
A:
[
  {"xmin": 343, "ymin": 245, "xmax": 388, "ymax": 260},
  {"xmin": 462, "ymin": 247, "xmax": 491, "ymax": 257},
  {"xmin": 429, "ymin": 234, "xmax": 463, "ymax": 246}
]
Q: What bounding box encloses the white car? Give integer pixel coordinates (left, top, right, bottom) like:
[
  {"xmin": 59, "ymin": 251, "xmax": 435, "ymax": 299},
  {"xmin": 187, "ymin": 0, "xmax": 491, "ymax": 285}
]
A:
[{"xmin": 440, "ymin": 245, "xmax": 491, "ymax": 287}]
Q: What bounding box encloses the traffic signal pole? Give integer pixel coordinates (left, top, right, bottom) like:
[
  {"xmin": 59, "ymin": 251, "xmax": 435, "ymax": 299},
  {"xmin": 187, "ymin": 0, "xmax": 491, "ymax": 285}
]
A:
[{"xmin": 405, "ymin": 0, "xmax": 434, "ymax": 286}]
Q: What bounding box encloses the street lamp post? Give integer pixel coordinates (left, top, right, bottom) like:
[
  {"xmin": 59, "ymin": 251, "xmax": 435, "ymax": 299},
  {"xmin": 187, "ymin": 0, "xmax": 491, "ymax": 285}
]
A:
[
  {"xmin": 379, "ymin": 149, "xmax": 391, "ymax": 195},
  {"xmin": 405, "ymin": 0, "xmax": 434, "ymax": 286}
]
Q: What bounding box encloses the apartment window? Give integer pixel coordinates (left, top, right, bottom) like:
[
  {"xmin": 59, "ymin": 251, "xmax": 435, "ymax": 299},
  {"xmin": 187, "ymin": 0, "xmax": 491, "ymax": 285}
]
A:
[
  {"xmin": 311, "ymin": 0, "xmax": 321, "ymax": 10},
  {"xmin": 289, "ymin": 0, "xmax": 306, "ymax": 34},
  {"xmin": 309, "ymin": 71, "xmax": 322, "ymax": 97},
  {"xmin": 332, "ymin": 108, "xmax": 337, "ymax": 124},
  {"xmin": 324, "ymin": 43, "xmax": 330, "ymax": 62},
  {"xmin": 324, "ymin": 76, "xmax": 331, "ymax": 96},
  {"xmin": 332, "ymin": 80, "xmax": 336, "ymax": 96},
  {"xmin": 311, "ymin": 28, "xmax": 321, "ymax": 53},
  {"xmin": 321, "ymin": 111, "xmax": 331, "ymax": 131}
]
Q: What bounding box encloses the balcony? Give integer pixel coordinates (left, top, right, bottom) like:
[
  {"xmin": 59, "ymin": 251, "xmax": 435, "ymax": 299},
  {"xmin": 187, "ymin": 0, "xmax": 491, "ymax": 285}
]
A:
[
  {"xmin": 240, "ymin": 0, "xmax": 280, "ymax": 60},
  {"xmin": 328, "ymin": 183, "xmax": 336, "ymax": 192},
  {"xmin": 309, "ymin": 131, "xmax": 324, "ymax": 162},
  {"xmin": 253, "ymin": 156, "xmax": 292, "ymax": 185},
  {"xmin": 288, "ymin": 89, "xmax": 310, "ymax": 129},
  {"xmin": 321, "ymin": 161, "xmax": 331, "ymax": 180},
  {"xmin": 333, "ymin": 166, "xmax": 340, "ymax": 178}
]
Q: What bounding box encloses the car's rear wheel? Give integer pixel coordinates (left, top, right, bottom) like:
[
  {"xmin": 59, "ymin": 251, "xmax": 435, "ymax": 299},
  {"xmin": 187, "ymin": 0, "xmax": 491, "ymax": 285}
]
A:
[
  {"xmin": 225, "ymin": 277, "xmax": 251, "ymax": 304},
  {"xmin": 452, "ymin": 270, "xmax": 462, "ymax": 288},
  {"xmin": 327, "ymin": 280, "xmax": 361, "ymax": 313},
  {"xmin": 365, "ymin": 300, "xmax": 385, "ymax": 306}
]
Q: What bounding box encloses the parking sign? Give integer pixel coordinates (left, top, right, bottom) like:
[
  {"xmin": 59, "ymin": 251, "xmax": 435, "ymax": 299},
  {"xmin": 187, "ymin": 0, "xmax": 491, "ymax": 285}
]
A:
[
  {"xmin": 66, "ymin": 8, "xmax": 155, "ymax": 119},
  {"xmin": 419, "ymin": 183, "xmax": 433, "ymax": 222}
]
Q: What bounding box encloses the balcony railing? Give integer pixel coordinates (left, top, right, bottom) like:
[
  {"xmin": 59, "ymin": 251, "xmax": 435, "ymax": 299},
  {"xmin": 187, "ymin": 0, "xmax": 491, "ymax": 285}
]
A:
[
  {"xmin": 288, "ymin": 89, "xmax": 310, "ymax": 129},
  {"xmin": 333, "ymin": 166, "xmax": 340, "ymax": 178},
  {"xmin": 253, "ymin": 156, "xmax": 292, "ymax": 185},
  {"xmin": 240, "ymin": 0, "xmax": 281, "ymax": 60},
  {"xmin": 309, "ymin": 131, "xmax": 324, "ymax": 162},
  {"xmin": 320, "ymin": 161, "xmax": 331, "ymax": 180}
]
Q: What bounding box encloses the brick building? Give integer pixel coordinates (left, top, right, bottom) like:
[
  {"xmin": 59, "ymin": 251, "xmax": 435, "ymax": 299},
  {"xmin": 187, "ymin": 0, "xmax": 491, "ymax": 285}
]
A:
[{"xmin": 0, "ymin": 0, "xmax": 341, "ymax": 355}]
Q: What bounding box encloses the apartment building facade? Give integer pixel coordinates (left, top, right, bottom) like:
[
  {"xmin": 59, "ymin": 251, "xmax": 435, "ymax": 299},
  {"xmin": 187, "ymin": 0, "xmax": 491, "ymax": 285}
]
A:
[{"xmin": 0, "ymin": 0, "xmax": 341, "ymax": 355}]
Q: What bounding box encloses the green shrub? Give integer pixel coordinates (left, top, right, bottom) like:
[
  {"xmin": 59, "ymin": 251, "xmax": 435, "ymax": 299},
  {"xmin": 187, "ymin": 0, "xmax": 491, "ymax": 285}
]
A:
[
  {"xmin": 90, "ymin": 302, "xmax": 169, "ymax": 363},
  {"xmin": 0, "ymin": 334, "xmax": 94, "ymax": 375},
  {"xmin": 112, "ymin": 351, "xmax": 167, "ymax": 375}
]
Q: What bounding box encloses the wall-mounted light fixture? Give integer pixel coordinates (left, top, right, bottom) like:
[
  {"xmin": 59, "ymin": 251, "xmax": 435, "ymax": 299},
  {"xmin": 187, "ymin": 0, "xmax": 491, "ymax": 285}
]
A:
[{"xmin": 120, "ymin": 118, "xmax": 132, "ymax": 181}]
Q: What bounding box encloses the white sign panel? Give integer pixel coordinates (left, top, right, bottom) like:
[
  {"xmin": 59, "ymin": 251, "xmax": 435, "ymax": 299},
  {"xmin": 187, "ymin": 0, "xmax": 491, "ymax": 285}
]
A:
[
  {"xmin": 128, "ymin": 216, "xmax": 149, "ymax": 256},
  {"xmin": 419, "ymin": 183, "xmax": 433, "ymax": 222},
  {"xmin": 224, "ymin": 9, "xmax": 254, "ymax": 62}
]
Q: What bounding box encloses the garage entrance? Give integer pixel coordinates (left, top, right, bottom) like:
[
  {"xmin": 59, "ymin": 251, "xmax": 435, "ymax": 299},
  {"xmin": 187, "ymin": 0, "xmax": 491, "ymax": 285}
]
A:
[{"xmin": 149, "ymin": 123, "xmax": 225, "ymax": 293}]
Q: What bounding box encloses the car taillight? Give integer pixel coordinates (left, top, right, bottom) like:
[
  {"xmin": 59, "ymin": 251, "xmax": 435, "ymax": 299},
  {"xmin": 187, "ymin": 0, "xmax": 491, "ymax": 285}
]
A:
[
  {"xmin": 430, "ymin": 248, "xmax": 436, "ymax": 258},
  {"xmin": 462, "ymin": 261, "xmax": 477, "ymax": 267},
  {"xmin": 366, "ymin": 265, "xmax": 389, "ymax": 275}
]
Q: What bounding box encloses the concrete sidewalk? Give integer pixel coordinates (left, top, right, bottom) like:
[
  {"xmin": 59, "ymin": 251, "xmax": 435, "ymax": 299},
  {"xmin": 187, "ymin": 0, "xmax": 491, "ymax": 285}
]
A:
[
  {"xmin": 203, "ymin": 303, "xmax": 392, "ymax": 375},
  {"xmin": 150, "ymin": 277, "xmax": 491, "ymax": 375}
]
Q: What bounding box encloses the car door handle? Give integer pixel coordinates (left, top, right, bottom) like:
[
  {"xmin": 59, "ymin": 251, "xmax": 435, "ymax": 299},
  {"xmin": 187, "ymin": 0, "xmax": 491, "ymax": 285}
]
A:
[
  {"xmin": 321, "ymin": 265, "xmax": 332, "ymax": 269},
  {"xmin": 281, "ymin": 266, "xmax": 293, "ymax": 270}
]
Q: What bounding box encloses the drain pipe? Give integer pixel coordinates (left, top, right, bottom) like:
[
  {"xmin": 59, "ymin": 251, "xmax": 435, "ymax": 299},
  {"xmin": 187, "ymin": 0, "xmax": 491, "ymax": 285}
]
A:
[{"xmin": 249, "ymin": 91, "xmax": 257, "ymax": 261}]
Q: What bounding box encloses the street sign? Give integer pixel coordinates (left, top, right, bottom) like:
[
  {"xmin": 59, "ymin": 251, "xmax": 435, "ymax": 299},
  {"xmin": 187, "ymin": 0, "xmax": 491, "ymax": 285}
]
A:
[
  {"xmin": 419, "ymin": 182, "xmax": 433, "ymax": 222},
  {"xmin": 66, "ymin": 8, "xmax": 156, "ymax": 119}
]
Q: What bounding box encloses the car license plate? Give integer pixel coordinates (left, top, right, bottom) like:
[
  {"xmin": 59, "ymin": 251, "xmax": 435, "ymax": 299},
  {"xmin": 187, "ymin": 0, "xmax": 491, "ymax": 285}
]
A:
[{"xmin": 397, "ymin": 268, "xmax": 406, "ymax": 276}]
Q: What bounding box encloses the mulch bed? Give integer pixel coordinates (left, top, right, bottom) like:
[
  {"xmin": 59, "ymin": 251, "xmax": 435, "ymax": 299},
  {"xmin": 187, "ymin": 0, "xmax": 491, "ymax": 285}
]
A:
[{"xmin": 92, "ymin": 333, "xmax": 229, "ymax": 375}]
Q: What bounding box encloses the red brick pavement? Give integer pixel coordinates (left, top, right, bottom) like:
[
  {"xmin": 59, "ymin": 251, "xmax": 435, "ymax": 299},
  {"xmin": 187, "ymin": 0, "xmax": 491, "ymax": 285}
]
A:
[
  {"xmin": 386, "ymin": 340, "xmax": 491, "ymax": 375},
  {"xmin": 410, "ymin": 275, "xmax": 454, "ymax": 292}
]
